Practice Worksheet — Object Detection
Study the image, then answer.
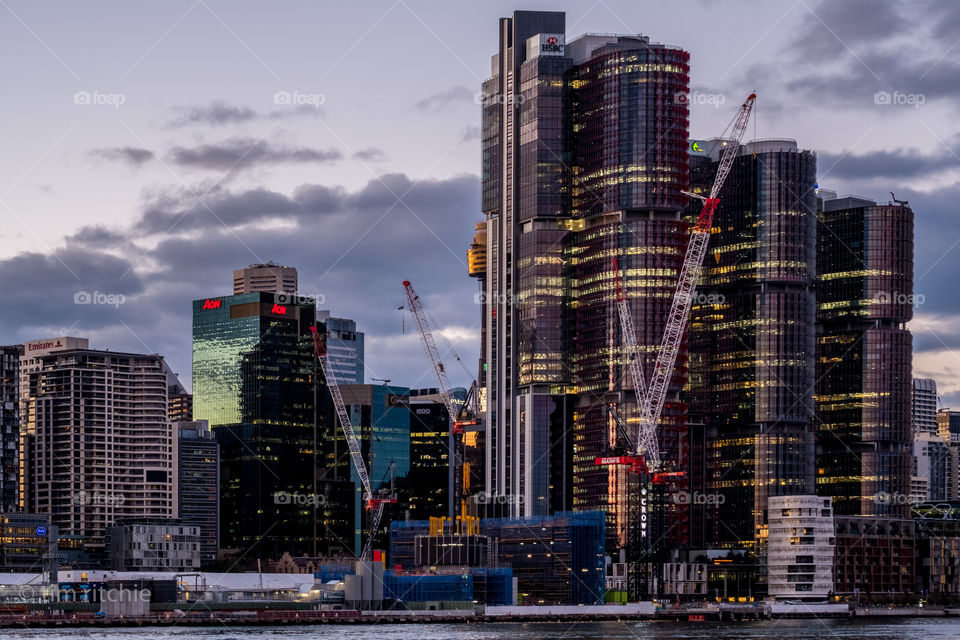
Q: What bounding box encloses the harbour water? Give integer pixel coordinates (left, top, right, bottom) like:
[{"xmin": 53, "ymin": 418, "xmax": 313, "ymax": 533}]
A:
[{"xmin": 8, "ymin": 620, "xmax": 960, "ymax": 639}]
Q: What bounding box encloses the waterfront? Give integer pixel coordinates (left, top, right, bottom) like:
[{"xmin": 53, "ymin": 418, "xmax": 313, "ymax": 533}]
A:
[{"xmin": 7, "ymin": 620, "xmax": 960, "ymax": 639}]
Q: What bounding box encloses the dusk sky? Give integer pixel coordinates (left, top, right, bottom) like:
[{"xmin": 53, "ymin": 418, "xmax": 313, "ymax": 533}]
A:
[{"xmin": 2, "ymin": 0, "xmax": 959, "ymax": 403}]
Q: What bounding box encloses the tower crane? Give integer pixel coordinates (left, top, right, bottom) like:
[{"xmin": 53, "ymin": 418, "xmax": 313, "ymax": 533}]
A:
[
  {"xmin": 402, "ymin": 280, "xmax": 474, "ymax": 521},
  {"xmin": 631, "ymin": 92, "xmax": 757, "ymax": 472},
  {"xmin": 310, "ymin": 325, "xmax": 395, "ymax": 560}
]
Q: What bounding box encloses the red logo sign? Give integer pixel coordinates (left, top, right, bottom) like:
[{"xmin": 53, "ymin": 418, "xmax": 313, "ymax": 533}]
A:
[
  {"xmin": 202, "ymin": 299, "xmax": 221, "ymax": 310},
  {"xmin": 547, "ymin": 36, "xmax": 558, "ymax": 45},
  {"xmin": 271, "ymin": 304, "xmax": 287, "ymax": 315}
]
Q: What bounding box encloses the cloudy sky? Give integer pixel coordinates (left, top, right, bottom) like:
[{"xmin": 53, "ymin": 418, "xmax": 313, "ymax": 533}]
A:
[{"xmin": 1, "ymin": 0, "xmax": 959, "ymax": 404}]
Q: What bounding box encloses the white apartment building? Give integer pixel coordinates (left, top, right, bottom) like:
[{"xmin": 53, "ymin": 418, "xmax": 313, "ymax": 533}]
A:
[{"xmin": 767, "ymin": 495, "xmax": 835, "ymax": 599}]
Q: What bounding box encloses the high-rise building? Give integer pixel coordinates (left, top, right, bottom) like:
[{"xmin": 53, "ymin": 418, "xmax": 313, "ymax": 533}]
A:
[
  {"xmin": 407, "ymin": 396, "xmax": 452, "ymax": 520},
  {"xmin": 687, "ymin": 139, "xmax": 817, "ymax": 550},
  {"xmin": 914, "ymin": 378, "xmax": 938, "ymax": 435},
  {"xmin": 815, "ymin": 194, "xmax": 914, "ymax": 517},
  {"xmin": 19, "ymin": 341, "xmax": 177, "ymax": 556},
  {"xmin": 332, "ymin": 383, "xmax": 411, "ymax": 553},
  {"xmin": 0, "ymin": 345, "xmax": 21, "ymax": 512},
  {"xmin": 317, "ymin": 311, "xmax": 364, "ymax": 384},
  {"xmin": 912, "ymin": 431, "xmax": 949, "ymax": 502},
  {"xmin": 176, "ymin": 420, "xmax": 219, "ymax": 566},
  {"xmin": 192, "ymin": 291, "xmax": 318, "ymax": 558},
  {"xmin": 766, "ymin": 495, "xmax": 835, "ymax": 600},
  {"xmin": 233, "ymin": 261, "xmax": 298, "ymax": 295},
  {"xmin": 164, "ymin": 362, "xmax": 193, "ymax": 422},
  {"xmin": 937, "ymin": 409, "xmax": 960, "ymax": 443},
  {"xmin": 479, "ymin": 12, "xmax": 691, "ymax": 560}
]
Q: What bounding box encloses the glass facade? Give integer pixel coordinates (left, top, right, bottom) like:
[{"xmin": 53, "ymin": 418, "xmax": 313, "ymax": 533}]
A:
[
  {"xmin": 192, "ymin": 292, "xmax": 319, "ymax": 558},
  {"xmin": 815, "ymin": 197, "xmax": 914, "ymax": 518},
  {"xmin": 687, "ymin": 140, "xmax": 817, "ymax": 549},
  {"xmin": 0, "ymin": 345, "xmax": 19, "ymax": 513}
]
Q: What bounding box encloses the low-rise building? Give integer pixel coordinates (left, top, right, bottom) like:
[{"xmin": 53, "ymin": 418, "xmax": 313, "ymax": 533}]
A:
[
  {"xmin": 833, "ymin": 515, "xmax": 915, "ymax": 596},
  {"xmin": 107, "ymin": 519, "xmax": 201, "ymax": 571},
  {"xmin": 766, "ymin": 496, "xmax": 835, "ymax": 600}
]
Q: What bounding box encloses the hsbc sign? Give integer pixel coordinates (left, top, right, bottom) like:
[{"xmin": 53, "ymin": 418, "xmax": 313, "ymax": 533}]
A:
[{"xmin": 539, "ymin": 33, "xmax": 564, "ymax": 56}]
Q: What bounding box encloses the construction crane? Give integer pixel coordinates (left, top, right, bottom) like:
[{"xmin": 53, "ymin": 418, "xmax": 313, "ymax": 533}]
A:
[
  {"xmin": 631, "ymin": 92, "xmax": 757, "ymax": 471},
  {"xmin": 402, "ymin": 280, "xmax": 473, "ymax": 521},
  {"xmin": 310, "ymin": 325, "xmax": 396, "ymax": 560}
]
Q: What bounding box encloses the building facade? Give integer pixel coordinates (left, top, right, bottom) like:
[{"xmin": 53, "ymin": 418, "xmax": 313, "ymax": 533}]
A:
[
  {"xmin": 688, "ymin": 139, "xmax": 818, "ymax": 550},
  {"xmin": 766, "ymin": 495, "xmax": 835, "ymax": 599},
  {"xmin": 815, "ymin": 194, "xmax": 914, "ymax": 518},
  {"xmin": 0, "ymin": 512, "xmax": 50, "ymax": 572},
  {"xmin": 317, "ymin": 311, "xmax": 364, "ymax": 384},
  {"xmin": 176, "ymin": 420, "xmax": 219, "ymax": 566},
  {"xmin": 192, "ymin": 291, "xmax": 318, "ymax": 558},
  {"xmin": 233, "ymin": 261, "xmax": 298, "ymax": 295},
  {"xmin": 19, "ymin": 342, "xmax": 177, "ymax": 555},
  {"xmin": 479, "ymin": 11, "xmax": 691, "ymax": 564},
  {"xmin": 833, "ymin": 515, "xmax": 915, "ymax": 596},
  {"xmin": 107, "ymin": 519, "xmax": 201, "ymax": 571},
  {"xmin": 914, "ymin": 378, "xmax": 938, "ymax": 435},
  {"xmin": 0, "ymin": 345, "xmax": 20, "ymax": 512}
]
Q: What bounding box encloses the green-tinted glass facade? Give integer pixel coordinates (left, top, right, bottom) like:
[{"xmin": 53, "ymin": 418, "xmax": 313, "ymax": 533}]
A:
[{"xmin": 192, "ymin": 292, "xmax": 321, "ymax": 558}]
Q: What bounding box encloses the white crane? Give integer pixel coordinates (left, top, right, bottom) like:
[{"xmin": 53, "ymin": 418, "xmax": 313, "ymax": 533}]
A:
[
  {"xmin": 630, "ymin": 92, "xmax": 757, "ymax": 472},
  {"xmin": 310, "ymin": 325, "xmax": 395, "ymax": 560}
]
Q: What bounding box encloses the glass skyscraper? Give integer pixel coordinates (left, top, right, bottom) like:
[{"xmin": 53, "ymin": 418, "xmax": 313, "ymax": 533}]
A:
[
  {"xmin": 192, "ymin": 291, "xmax": 319, "ymax": 558},
  {"xmin": 687, "ymin": 139, "xmax": 818, "ymax": 550},
  {"xmin": 479, "ymin": 11, "xmax": 691, "ymax": 558}
]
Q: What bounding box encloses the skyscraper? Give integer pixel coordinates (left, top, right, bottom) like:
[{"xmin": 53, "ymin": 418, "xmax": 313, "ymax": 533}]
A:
[
  {"xmin": 192, "ymin": 291, "xmax": 318, "ymax": 558},
  {"xmin": 479, "ymin": 12, "xmax": 691, "ymax": 554},
  {"xmin": 815, "ymin": 194, "xmax": 914, "ymax": 517},
  {"xmin": 233, "ymin": 261, "xmax": 298, "ymax": 295},
  {"xmin": 0, "ymin": 345, "xmax": 20, "ymax": 513},
  {"xmin": 688, "ymin": 139, "xmax": 817, "ymax": 549},
  {"xmin": 914, "ymin": 378, "xmax": 939, "ymax": 435},
  {"xmin": 317, "ymin": 311, "xmax": 365, "ymax": 384},
  {"xmin": 177, "ymin": 420, "xmax": 219, "ymax": 566},
  {"xmin": 19, "ymin": 340, "xmax": 177, "ymax": 556}
]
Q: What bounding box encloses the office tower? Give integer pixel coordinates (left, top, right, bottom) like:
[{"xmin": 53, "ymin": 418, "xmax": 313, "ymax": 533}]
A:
[
  {"xmin": 937, "ymin": 409, "xmax": 960, "ymax": 443},
  {"xmin": 233, "ymin": 261, "xmax": 298, "ymax": 295},
  {"xmin": 0, "ymin": 513, "xmax": 51, "ymax": 572},
  {"xmin": 19, "ymin": 340, "xmax": 176, "ymax": 556},
  {"xmin": 331, "ymin": 384, "xmax": 411, "ymax": 553},
  {"xmin": 407, "ymin": 395, "xmax": 451, "ymax": 520},
  {"xmin": 192, "ymin": 291, "xmax": 318, "ymax": 557},
  {"xmin": 912, "ymin": 431, "xmax": 949, "ymax": 502},
  {"xmin": 317, "ymin": 311, "xmax": 364, "ymax": 384},
  {"xmin": 479, "ymin": 11, "xmax": 691, "ymax": 553},
  {"xmin": 939, "ymin": 409, "xmax": 960, "ymax": 500},
  {"xmin": 816, "ymin": 194, "xmax": 914, "ymax": 517},
  {"xmin": 0, "ymin": 345, "xmax": 21, "ymax": 512},
  {"xmin": 914, "ymin": 378, "xmax": 938, "ymax": 434},
  {"xmin": 176, "ymin": 420, "xmax": 219, "ymax": 566},
  {"xmin": 687, "ymin": 139, "xmax": 817, "ymax": 549}
]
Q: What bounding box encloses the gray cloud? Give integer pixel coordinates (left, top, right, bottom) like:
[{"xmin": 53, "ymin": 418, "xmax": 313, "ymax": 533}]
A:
[
  {"xmin": 460, "ymin": 125, "xmax": 480, "ymax": 142},
  {"xmin": 89, "ymin": 146, "xmax": 155, "ymax": 167},
  {"xmin": 820, "ymin": 147, "xmax": 960, "ymax": 181},
  {"xmin": 166, "ymin": 100, "xmax": 324, "ymax": 128},
  {"xmin": 167, "ymin": 138, "xmax": 343, "ymax": 171},
  {"xmin": 354, "ymin": 147, "xmax": 386, "ymax": 162},
  {"xmin": 414, "ymin": 86, "xmax": 475, "ymax": 112}
]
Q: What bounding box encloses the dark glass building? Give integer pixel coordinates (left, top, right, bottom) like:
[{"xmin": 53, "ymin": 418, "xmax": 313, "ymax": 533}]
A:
[
  {"xmin": 192, "ymin": 291, "xmax": 319, "ymax": 558},
  {"xmin": 479, "ymin": 11, "xmax": 691, "ymax": 561},
  {"xmin": 815, "ymin": 194, "xmax": 914, "ymax": 518},
  {"xmin": 0, "ymin": 345, "xmax": 20, "ymax": 513},
  {"xmin": 176, "ymin": 420, "xmax": 219, "ymax": 566},
  {"xmin": 687, "ymin": 139, "xmax": 818, "ymax": 550}
]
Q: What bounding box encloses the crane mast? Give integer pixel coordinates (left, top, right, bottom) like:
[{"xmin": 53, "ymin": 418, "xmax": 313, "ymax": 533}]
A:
[
  {"xmin": 402, "ymin": 280, "xmax": 468, "ymax": 520},
  {"xmin": 611, "ymin": 257, "xmax": 651, "ymax": 467},
  {"xmin": 633, "ymin": 93, "xmax": 756, "ymax": 469},
  {"xmin": 310, "ymin": 325, "xmax": 393, "ymax": 560}
]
